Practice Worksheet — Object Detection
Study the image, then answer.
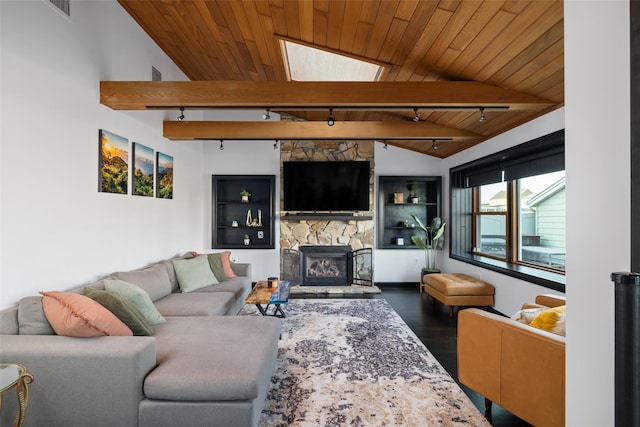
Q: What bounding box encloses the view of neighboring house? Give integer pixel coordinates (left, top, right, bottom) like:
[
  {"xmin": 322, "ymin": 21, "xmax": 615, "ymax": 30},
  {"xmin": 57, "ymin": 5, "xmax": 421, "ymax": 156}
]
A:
[{"xmin": 478, "ymin": 173, "xmax": 566, "ymax": 270}]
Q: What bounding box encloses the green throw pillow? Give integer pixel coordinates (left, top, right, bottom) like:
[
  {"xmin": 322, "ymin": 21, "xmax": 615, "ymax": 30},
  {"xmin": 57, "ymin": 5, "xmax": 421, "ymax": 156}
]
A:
[
  {"xmin": 104, "ymin": 279, "xmax": 166, "ymax": 326},
  {"xmin": 207, "ymin": 253, "xmax": 229, "ymax": 282},
  {"xmin": 82, "ymin": 287, "xmax": 153, "ymax": 336},
  {"xmin": 172, "ymin": 254, "xmax": 219, "ymax": 292}
]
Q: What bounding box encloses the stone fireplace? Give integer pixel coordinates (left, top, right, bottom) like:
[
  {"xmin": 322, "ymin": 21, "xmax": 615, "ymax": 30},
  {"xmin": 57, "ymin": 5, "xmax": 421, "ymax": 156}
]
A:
[{"xmin": 278, "ymin": 114, "xmax": 375, "ymax": 285}]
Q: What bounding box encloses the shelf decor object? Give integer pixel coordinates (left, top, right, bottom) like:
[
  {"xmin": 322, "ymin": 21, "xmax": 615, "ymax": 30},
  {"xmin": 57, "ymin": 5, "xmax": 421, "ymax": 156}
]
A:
[{"xmin": 212, "ymin": 175, "xmax": 275, "ymax": 249}]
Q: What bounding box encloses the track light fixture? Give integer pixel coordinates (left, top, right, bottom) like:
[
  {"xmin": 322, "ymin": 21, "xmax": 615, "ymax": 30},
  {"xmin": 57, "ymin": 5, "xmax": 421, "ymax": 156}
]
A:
[
  {"xmin": 479, "ymin": 107, "xmax": 486, "ymax": 122},
  {"xmin": 383, "ymin": 141, "xmax": 388, "ymax": 149},
  {"xmin": 327, "ymin": 108, "xmax": 335, "ymax": 126},
  {"xmin": 431, "ymin": 139, "xmax": 439, "ymax": 150},
  {"xmin": 262, "ymin": 108, "xmax": 271, "ymax": 120},
  {"xmin": 178, "ymin": 107, "xmax": 185, "ymax": 121},
  {"xmin": 413, "ymin": 108, "xmax": 420, "ymax": 122},
  {"xmin": 273, "ymin": 140, "xmax": 279, "ymax": 150},
  {"xmin": 219, "ymin": 140, "xmax": 224, "ymax": 151}
]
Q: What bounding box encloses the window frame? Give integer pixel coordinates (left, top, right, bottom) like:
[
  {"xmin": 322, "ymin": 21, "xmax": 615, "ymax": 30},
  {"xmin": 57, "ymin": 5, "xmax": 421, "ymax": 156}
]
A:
[{"xmin": 449, "ymin": 130, "xmax": 566, "ymax": 292}]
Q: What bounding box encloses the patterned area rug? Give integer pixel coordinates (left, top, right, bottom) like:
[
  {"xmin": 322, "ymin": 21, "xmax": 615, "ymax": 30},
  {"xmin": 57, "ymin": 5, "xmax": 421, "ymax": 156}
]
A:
[{"xmin": 241, "ymin": 299, "xmax": 490, "ymax": 427}]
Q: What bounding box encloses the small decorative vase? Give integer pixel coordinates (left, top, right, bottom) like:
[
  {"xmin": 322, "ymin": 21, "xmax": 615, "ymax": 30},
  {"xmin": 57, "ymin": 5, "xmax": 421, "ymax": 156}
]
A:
[
  {"xmin": 241, "ymin": 195, "xmax": 249, "ymax": 203},
  {"xmin": 244, "ymin": 237, "xmax": 250, "ymax": 245}
]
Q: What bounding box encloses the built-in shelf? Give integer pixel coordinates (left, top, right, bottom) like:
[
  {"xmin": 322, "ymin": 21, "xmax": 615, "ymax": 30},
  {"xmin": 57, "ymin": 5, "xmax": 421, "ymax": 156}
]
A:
[
  {"xmin": 377, "ymin": 175, "xmax": 442, "ymax": 249},
  {"xmin": 281, "ymin": 214, "xmax": 373, "ymax": 221},
  {"xmin": 212, "ymin": 175, "xmax": 275, "ymax": 249}
]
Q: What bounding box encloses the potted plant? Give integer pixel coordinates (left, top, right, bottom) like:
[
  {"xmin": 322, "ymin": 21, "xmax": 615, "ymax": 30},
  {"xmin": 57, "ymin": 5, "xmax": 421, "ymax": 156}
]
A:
[
  {"xmin": 410, "ymin": 215, "xmax": 446, "ymax": 280},
  {"xmin": 240, "ymin": 189, "xmax": 251, "ymax": 203},
  {"xmin": 408, "ymin": 183, "xmax": 419, "ymax": 203},
  {"xmin": 243, "ymin": 234, "xmax": 250, "ymax": 245}
]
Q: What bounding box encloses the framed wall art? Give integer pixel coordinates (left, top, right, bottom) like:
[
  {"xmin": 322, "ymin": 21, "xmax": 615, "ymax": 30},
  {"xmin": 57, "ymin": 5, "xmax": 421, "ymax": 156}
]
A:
[
  {"xmin": 156, "ymin": 152, "xmax": 173, "ymax": 199},
  {"xmin": 132, "ymin": 142, "xmax": 154, "ymax": 197},
  {"xmin": 99, "ymin": 129, "xmax": 129, "ymax": 194}
]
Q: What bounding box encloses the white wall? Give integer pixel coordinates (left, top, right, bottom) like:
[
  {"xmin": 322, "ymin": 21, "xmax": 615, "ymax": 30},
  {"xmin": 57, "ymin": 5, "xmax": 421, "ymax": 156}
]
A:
[
  {"xmin": 0, "ymin": 1, "xmax": 204, "ymax": 308},
  {"xmin": 565, "ymin": 2, "xmax": 629, "ymax": 426},
  {"xmin": 200, "ymin": 110, "xmax": 283, "ymax": 280}
]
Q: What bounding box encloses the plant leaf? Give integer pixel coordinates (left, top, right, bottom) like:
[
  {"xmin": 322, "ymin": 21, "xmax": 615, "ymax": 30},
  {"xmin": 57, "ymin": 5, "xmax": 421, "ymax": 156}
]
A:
[{"xmin": 411, "ymin": 235, "xmax": 430, "ymax": 249}]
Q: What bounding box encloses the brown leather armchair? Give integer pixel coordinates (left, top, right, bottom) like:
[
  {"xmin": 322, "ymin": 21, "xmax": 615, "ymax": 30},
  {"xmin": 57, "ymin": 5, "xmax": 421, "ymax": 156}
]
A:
[{"xmin": 457, "ymin": 294, "xmax": 566, "ymax": 427}]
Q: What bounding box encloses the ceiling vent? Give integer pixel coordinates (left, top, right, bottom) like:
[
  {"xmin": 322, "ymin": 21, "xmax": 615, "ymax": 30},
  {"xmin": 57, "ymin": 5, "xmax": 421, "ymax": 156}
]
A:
[
  {"xmin": 49, "ymin": 0, "xmax": 70, "ymax": 16},
  {"xmin": 151, "ymin": 66, "xmax": 162, "ymax": 82}
]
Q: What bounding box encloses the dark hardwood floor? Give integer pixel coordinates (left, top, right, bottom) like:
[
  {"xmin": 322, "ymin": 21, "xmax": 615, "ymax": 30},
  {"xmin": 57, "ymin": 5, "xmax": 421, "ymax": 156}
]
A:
[{"xmin": 292, "ymin": 284, "xmax": 532, "ymax": 427}]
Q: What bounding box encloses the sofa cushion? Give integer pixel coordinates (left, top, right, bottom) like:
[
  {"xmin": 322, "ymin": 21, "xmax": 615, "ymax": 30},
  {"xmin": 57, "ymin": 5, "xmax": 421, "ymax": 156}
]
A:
[
  {"xmin": 192, "ymin": 277, "xmax": 251, "ymax": 300},
  {"xmin": 40, "ymin": 291, "xmax": 133, "ymax": 337},
  {"xmin": 17, "ymin": 296, "xmax": 55, "ymax": 335},
  {"xmin": 82, "ymin": 287, "xmax": 153, "ymax": 336},
  {"xmin": 172, "ymin": 255, "xmax": 218, "ymax": 293},
  {"xmin": 153, "ymin": 291, "xmax": 236, "ymax": 316},
  {"xmin": 104, "ymin": 279, "xmax": 166, "ymax": 326},
  {"xmin": 113, "ymin": 263, "xmax": 172, "ymax": 302},
  {"xmin": 144, "ymin": 316, "xmax": 281, "ymax": 401},
  {"xmin": 207, "ymin": 253, "xmax": 229, "ymax": 281}
]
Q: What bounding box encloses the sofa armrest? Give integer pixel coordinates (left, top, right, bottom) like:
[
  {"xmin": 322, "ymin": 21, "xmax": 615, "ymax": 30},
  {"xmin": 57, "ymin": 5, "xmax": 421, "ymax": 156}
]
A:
[
  {"xmin": 0, "ymin": 335, "xmax": 156, "ymax": 427},
  {"xmin": 535, "ymin": 293, "xmax": 566, "ymax": 307},
  {"xmin": 231, "ymin": 262, "xmax": 251, "ymax": 278},
  {"xmin": 458, "ymin": 308, "xmax": 565, "ymax": 427}
]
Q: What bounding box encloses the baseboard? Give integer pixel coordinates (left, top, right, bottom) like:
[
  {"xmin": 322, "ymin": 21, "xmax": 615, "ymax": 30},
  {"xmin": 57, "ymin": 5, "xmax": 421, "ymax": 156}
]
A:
[{"xmin": 375, "ymin": 282, "xmax": 418, "ymax": 287}]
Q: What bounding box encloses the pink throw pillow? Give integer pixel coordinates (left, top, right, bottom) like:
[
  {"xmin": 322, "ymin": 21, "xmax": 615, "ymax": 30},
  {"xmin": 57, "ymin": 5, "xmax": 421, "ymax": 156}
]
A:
[
  {"xmin": 40, "ymin": 291, "xmax": 132, "ymax": 337},
  {"xmin": 221, "ymin": 251, "xmax": 237, "ymax": 278}
]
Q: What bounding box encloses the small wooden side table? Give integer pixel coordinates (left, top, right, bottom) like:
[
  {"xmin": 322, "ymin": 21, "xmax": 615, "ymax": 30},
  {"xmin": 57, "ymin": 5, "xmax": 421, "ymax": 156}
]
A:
[{"xmin": 0, "ymin": 364, "xmax": 34, "ymax": 427}]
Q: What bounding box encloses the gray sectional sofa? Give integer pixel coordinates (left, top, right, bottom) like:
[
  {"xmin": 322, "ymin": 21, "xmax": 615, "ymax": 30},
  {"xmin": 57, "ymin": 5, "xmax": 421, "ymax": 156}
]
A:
[{"xmin": 0, "ymin": 253, "xmax": 281, "ymax": 427}]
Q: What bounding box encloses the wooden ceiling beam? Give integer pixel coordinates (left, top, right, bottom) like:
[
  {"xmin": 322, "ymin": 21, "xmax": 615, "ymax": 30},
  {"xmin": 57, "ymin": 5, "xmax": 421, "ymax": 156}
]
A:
[
  {"xmin": 162, "ymin": 120, "xmax": 480, "ymax": 141},
  {"xmin": 101, "ymin": 81, "xmax": 554, "ymax": 111}
]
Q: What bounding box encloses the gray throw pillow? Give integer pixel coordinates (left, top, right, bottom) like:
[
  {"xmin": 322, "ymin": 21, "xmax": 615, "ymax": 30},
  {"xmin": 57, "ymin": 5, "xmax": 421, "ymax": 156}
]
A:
[
  {"xmin": 82, "ymin": 287, "xmax": 153, "ymax": 336},
  {"xmin": 18, "ymin": 296, "xmax": 55, "ymax": 335},
  {"xmin": 104, "ymin": 279, "xmax": 166, "ymax": 325}
]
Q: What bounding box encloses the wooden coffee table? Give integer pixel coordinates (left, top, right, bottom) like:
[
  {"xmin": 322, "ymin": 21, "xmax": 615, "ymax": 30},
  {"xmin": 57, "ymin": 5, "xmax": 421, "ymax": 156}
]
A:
[{"xmin": 245, "ymin": 280, "xmax": 290, "ymax": 318}]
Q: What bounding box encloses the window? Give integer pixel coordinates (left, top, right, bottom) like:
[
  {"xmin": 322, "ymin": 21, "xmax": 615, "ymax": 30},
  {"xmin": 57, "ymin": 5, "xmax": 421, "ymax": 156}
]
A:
[
  {"xmin": 279, "ymin": 38, "xmax": 386, "ymax": 82},
  {"xmin": 450, "ymin": 130, "xmax": 565, "ymax": 290}
]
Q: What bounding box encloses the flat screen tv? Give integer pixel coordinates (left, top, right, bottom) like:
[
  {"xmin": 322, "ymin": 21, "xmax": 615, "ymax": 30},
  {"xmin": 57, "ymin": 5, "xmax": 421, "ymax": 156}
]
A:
[{"xmin": 283, "ymin": 161, "xmax": 370, "ymax": 211}]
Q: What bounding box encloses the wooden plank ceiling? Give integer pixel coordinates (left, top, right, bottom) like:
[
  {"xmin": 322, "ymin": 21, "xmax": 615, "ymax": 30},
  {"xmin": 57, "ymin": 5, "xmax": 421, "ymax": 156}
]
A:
[{"xmin": 114, "ymin": 0, "xmax": 564, "ymax": 158}]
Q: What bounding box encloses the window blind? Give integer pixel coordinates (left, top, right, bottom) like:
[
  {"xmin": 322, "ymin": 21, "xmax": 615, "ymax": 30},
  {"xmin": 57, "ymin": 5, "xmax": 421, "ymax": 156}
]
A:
[{"xmin": 450, "ymin": 129, "xmax": 565, "ymax": 188}]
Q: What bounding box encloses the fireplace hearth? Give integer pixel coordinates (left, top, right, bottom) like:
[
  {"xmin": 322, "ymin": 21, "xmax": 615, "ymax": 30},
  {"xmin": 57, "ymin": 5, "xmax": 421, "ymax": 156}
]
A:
[{"xmin": 281, "ymin": 246, "xmax": 373, "ymax": 287}]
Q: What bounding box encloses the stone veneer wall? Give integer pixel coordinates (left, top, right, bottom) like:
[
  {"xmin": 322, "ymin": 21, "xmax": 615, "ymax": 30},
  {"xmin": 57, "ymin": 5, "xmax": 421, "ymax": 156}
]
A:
[{"xmin": 279, "ymin": 121, "xmax": 375, "ymax": 250}]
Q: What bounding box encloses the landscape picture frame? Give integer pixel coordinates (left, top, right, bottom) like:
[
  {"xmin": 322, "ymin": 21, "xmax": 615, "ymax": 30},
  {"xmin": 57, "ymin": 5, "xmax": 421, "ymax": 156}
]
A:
[
  {"xmin": 156, "ymin": 152, "xmax": 173, "ymax": 199},
  {"xmin": 132, "ymin": 142, "xmax": 154, "ymax": 197},
  {"xmin": 98, "ymin": 129, "xmax": 129, "ymax": 194}
]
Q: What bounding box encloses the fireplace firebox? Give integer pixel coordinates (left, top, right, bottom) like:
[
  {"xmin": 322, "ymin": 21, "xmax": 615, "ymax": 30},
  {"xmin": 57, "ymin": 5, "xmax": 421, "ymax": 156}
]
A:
[
  {"xmin": 281, "ymin": 246, "xmax": 373, "ymax": 287},
  {"xmin": 300, "ymin": 245, "xmax": 352, "ymax": 286}
]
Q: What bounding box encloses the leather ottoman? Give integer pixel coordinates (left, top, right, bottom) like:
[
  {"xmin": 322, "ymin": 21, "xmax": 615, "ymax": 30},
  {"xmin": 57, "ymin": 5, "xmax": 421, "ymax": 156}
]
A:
[{"xmin": 422, "ymin": 273, "xmax": 494, "ymax": 317}]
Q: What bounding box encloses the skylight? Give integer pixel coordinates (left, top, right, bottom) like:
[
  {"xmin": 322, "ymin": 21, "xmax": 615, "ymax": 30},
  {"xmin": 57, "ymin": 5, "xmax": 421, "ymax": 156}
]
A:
[{"xmin": 281, "ymin": 40, "xmax": 384, "ymax": 82}]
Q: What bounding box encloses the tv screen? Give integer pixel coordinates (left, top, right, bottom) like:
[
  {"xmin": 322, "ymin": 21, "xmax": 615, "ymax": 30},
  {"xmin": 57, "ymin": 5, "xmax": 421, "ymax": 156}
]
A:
[{"xmin": 283, "ymin": 161, "xmax": 370, "ymax": 211}]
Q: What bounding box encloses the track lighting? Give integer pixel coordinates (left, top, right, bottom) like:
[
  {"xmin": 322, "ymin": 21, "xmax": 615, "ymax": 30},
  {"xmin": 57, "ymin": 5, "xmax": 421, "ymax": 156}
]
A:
[
  {"xmin": 431, "ymin": 139, "xmax": 439, "ymax": 150},
  {"xmin": 413, "ymin": 108, "xmax": 420, "ymax": 122},
  {"xmin": 178, "ymin": 107, "xmax": 185, "ymax": 121},
  {"xmin": 383, "ymin": 141, "xmax": 388, "ymax": 149},
  {"xmin": 219, "ymin": 140, "xmax": 224, "ymax": 151},
  {"xmin": 479, "ymin": 107, "xmax": 486, "ymax": 122},
  {"xmin": 273, "ymin": 140, "xmax": 279, "ymax": 150},
  {"xmin": 327, "ymin": 108, "xmax": 335, "ymax": 126},
  {"xmin": 262, "ymin": 108, "xmax": 271, "ymax": 120}
]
